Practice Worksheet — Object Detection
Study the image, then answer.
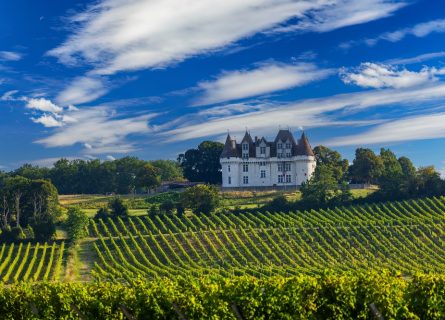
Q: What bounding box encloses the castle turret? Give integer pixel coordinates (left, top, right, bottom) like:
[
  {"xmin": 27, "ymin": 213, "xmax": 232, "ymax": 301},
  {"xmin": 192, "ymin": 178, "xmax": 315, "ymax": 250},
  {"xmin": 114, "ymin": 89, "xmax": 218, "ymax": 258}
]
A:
[{"xmin": 297, "ymin": 132, "xmax": 315, "ymax": 157}]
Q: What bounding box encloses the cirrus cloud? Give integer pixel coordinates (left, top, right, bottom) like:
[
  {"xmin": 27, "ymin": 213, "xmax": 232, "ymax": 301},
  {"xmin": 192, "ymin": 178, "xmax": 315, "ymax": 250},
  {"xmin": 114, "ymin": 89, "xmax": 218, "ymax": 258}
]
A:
[
  {"xmin": 48, "ymin": 0, "xmax": 406, "ymax": 76},
  {"xmin": 194, "ymin": 62, "xmax": 333, "ymax": 106}
]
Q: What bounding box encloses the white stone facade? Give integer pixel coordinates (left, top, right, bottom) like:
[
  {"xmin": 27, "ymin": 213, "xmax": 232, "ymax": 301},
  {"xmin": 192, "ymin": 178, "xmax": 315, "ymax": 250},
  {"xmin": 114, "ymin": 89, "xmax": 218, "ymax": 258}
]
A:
[{"xmin": 220, "ymin": 130, "xmax": 316, "ymax": 189}]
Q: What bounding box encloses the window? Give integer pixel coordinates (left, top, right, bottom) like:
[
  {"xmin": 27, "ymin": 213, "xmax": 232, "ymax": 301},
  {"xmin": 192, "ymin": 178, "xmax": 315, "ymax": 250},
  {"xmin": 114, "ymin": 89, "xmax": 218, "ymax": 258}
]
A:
[
  {"xmin": 260, "ymin": 146, "xmax": 266, "ymax": 154},
  {"xmin": 278, "ymin": 175, "xmax": 284, "ymax": 183},
  {"xmin": 228, "ymin": 165, "xmax": 231, "ymax": 172},
  {"xmin": 278, "ymin": 153, "xmax": 283, "ymax": 158},
  {"xmin": 243, "ymin": 176, "xmax": 249, "ymax": 184},
  {"xmin": 242, "ymin": 143, "xmax": 248, "ymax": 150},
  {"xmin": 259, "ymin": 161, "xmax": 266, "ymax": 166},
  {"xmin": 228, "ymin": 176, "xmax": 231, "ymax": 184},
  {"xmin": 285, "ymin": 143, "xmax": 291, "ymax": 149},
  {"xmin": 243, "ymin": 164, "xmax": 249, "ymax": 172},
  {"xmin": 277, "ymin": 143, "xmax": 283, "ymax": 149},
  {"xmin": 242, "ymin": 153, "xmax": 249, "ymax": 159},
  {"xmin": 286, "ymin": 174, "xmax": 291, "ymax": 183},
  {"xmin": 278, "ymin": 163, "xmax": 284, "ymax": 171},
  {"xmin": 285, "ymin": 163, "xmax": 291, "ymax": 171},
  {"xmin": 286, "ymin": 152, "xmax": 292, "ymax": 158},
  {"xmin": 260, "ymin": 170, "xmax": 266, "ymax": 178}
]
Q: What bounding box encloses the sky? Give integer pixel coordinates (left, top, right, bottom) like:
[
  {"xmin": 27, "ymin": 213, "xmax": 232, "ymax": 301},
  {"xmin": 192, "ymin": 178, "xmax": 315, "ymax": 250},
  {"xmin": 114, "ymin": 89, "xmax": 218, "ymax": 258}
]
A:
[{"xmin": 1, "ymin": 0, "xmax": 445, "ymax": 173}]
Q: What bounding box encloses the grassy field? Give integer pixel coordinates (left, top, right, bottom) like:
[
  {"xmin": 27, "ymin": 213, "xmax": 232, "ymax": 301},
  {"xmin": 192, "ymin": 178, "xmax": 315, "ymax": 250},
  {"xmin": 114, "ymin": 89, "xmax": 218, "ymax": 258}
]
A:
[{"xmin": 60, "ymin": 188, "xmax": 376, "ymax": 214}]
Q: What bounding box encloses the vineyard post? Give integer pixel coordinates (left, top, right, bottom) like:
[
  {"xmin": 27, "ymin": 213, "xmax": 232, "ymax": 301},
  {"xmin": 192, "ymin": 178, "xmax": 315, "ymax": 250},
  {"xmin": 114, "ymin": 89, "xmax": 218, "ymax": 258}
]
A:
[
  {"xmin": 119, "ymin": 304, "xmax": 135, "ymax": 320},
  {"xmin": 231, "ymin": 303, "xmax": 244, "ymax": 320},
  {"xmin": 369, "ymin": 302, "xmax": 385, "ymax": 320},
  {"xmin": 70, "ymin": 303, "xmax": 87, "ymax": 320},
  {"xmin": 172, "ymin": 303, "xmax": 188, "ymax": 320}
]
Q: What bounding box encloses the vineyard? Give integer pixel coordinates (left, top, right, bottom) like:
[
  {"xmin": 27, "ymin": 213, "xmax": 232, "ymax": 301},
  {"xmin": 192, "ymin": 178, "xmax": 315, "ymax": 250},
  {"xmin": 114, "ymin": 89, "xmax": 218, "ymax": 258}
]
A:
[
  {"xmin": 0, "ymin": 241, "xmax": 65, "ymax": 283},
  {"xmin": 88, "ymin": 196, "xmax": 445, "ymax": 282}
]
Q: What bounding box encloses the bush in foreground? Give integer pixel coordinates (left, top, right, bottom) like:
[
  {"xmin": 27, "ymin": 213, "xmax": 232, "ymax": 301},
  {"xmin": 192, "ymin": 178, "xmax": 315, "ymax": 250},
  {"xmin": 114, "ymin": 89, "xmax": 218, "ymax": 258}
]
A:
[{"xmin": 0, "ymin": 271, "xmax": 444, "ymax": 319}]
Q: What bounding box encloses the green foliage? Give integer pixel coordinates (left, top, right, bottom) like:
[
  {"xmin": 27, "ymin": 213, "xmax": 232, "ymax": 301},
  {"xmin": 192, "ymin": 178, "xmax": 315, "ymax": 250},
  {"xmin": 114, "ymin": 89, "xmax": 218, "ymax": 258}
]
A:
[
  {"xmin": 145, "ymin": 192, "xmax": 181, "ymax": 205},
  {"xmin": 181, "ymin": 184, "xmax": 220, "ymax": 214},
  {"xmin": 0, "ymin": 272, "xmax": 444, "ymax": 319},
  {"xmin": 135, "ymin": 163, "xmax": 161, "ymax": 192},
  {"xmin": 300, "ymin": 166, "xmax": 352, "ymax": 207},
  {"xmin": 349, "ymin": 148, "xmax": 384, "ymax": 184},
  {"xmin": 159, "ymin": 200, "xmax": 176, "ymax": 214},
  {"xmin": 109, "ymin": 197, "xmax": 129, "ymax": 217},
  {"xmin": 263, "ymin": 195, "xmax": 290, "ymax": 212},
  {"xmin": 65, "ymin": 207, "xmax": 89, "ymax": 241},
  {"xmin": 95, "ymin": 207, "xmax": 111, "ymax": 220},
  {"xmin": 178, "ymin": 141, "xmax": 224, "ymax": 184},
  {"xmin": 150, "ymin": 160, "xmax": 184, "ymax": 181},
  {"xmin": 313, "ymin": 145, "xmax": 349, "ymax": 182}
]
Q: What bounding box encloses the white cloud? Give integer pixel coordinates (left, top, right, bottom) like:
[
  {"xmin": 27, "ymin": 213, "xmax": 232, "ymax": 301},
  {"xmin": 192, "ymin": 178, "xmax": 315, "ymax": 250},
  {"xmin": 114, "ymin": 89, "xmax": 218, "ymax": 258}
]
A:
[
  {"xmin": 48, "ymin": 0, "xmax": 405, "ymax": 75},
  {"xmin": 161, "ymin": 82, "xmax": 445, "ymax": 142},
  {"xmin": 386, "ymin": 52, "xmax": 445, "ymax": 65},
  {"xmin": 0, "ymin": 90, "xmax": 19, "ymax": 101},
  {"xmin": 106, "ymin": 155, "xmax": 116, "ymax": 161},
  {"xmin": 272, "ymin": 0, "xmax": 406, "ymax": 33},
  {"xmin": 327, "ymin": 112, "xmax": 445, "ymax": 146},
  {"xmin": 340, "ymin": 63, "xmax": 445, "ymax": 89},
  {"xmin": 32, "ymin": 114, "xmax": 63, "ymax": 127},
  {"xmin": 366, "ymin": 18, "xmax": 445, "ymax": 46},
  {"xmin": 195, "ymin": 62, "xmax": 332, "ymax": 106},
  {"xmin": 26, "ymin": 98, "xmax": 63, "ymax": 113},
  {"xmin": 35, "ymin": 106, "xmax": 156, "ymax": 154},
  {"xmin": 0, "ymin": 51, "xmax": 22, "ymax": 61},
  {"xmin": 56, "ymin": 76, "xmax": 108, "ymax": 105}
]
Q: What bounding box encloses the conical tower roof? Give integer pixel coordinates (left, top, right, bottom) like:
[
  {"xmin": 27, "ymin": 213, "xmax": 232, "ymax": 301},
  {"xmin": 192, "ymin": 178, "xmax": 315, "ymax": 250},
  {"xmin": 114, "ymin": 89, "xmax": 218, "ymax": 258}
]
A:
[
  {"xmin": 296, "ymin": 132, "xmax": 315, "ymax": 156},
  {"xmin": 220, "ymin": 133, "xmax": 239, "ymax": 158}
]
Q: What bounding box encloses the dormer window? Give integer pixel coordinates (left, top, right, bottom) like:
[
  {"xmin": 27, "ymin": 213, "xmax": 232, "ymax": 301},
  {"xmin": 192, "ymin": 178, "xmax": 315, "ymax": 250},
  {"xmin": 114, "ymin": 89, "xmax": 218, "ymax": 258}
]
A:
[
  {"xmin": 242, "ymin": 143, "xmax": 248, "ymax": 151},
  {"xmin": 260, "ymin": 146, "xmax": 266, "ymax": 154},
  {"xmin": 277, "ymin": 143, "xmax": 283, "ymax": 149},
  {"xmin": 285, "ymin": 143, "xmax": 291, "ymax": 149}
]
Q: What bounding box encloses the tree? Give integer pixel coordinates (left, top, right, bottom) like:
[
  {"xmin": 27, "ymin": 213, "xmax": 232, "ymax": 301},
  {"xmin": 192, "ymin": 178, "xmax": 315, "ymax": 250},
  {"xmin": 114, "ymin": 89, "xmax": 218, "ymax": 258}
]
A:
[
  {"xmin": 348, "ymin": 148, "xmax": 384, "ymax": 184},
  {"xmin": 181, "ymin": 185, "xmax": 220, "ymax": 214},
  {"xmin": 109, "ymin": 197, "xmax": 129, "ymax": 217},
  {"xmin": 376, "ymin": 148, "xmax": 404, "ymax": 199},
  {"xmin": 3, "ymin": 176, "xmax": 30, "ymax": 227},
  {"xmin": 313, "ymin": 146, "xmax": 349, "ymax": 182},
  {"xmin": 65, "ymin": 207, "xmax": 89, "ymax": 241},
  {"xmin": 178, "ymin": 141, "xmax": 224, "ymax": 184},
  {"xmin": 160, "ymin": 200, "xmax": 176, "ymax": 214},
  {"xmin": 136, "ymin": 163, "xmax": 161, "ymax": 193},
  {"xmin": 13, "ymin": 164, "xmax": 49, "ymax": 180},
  {"xmin": 114, "ymin": 157, "xmax": 146, "ymax": 194},
  {"xmin": 150, "ymin": 160, "xmax": 184, "ymax": 181},
  {"xmin": 415, "ymin": 166, "xmax": 443, "ymax": 197},
  {"xmin": 300, "ymin": 166, "xmax": 339, "ymax": 206},
  {"xmin": 25, "ymin": 179, "xmax": 61, "ymax": 227}
]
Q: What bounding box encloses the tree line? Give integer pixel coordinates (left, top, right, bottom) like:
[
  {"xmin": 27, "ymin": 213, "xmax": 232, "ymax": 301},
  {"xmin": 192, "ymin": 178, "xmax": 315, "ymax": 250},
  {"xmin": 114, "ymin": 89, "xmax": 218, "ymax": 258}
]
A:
[{"xmin": 0, "ymin": 158, "xmax": 183, "ymax": 195}]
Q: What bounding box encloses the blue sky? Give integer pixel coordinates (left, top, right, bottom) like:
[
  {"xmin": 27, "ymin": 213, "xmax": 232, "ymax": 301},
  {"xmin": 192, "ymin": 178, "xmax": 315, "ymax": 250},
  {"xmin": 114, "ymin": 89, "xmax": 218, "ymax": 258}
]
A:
[{"xmin": 1, "ymin": 0, "xmax": 445, "ymax": 173}]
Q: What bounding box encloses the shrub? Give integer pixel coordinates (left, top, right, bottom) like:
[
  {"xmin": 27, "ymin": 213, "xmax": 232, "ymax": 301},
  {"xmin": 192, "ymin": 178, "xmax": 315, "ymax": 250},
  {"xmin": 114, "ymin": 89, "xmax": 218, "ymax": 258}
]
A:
[
  {"xmin": 181, "ymin": 184, "xmax": 220, "ymax": 214},
  {"xmin": 95, "ymin": 207, "xmax": 111, "ymax": 220},
  {"xmin": 159, "ymin": 200, "xmax": 175, "ymax": 214},
  {"xmin": 65, "ymin": 207, "xmax": 89, "ymax": 241},
  {"xmin": 109, "ymin": 197, "xmax": 128, "ymax": 217}
]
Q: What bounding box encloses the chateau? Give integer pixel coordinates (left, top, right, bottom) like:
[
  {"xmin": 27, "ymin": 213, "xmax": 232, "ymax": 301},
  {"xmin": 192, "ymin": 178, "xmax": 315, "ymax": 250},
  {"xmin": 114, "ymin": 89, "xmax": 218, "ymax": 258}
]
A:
[{"xmin": 220, "ymin": 129, "xmax": 316, "ymax": 189}]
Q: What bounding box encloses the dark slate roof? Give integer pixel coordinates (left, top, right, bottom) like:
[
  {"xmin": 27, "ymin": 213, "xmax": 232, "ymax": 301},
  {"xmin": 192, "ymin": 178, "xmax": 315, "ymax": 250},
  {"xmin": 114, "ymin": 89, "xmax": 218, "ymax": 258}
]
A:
[
  {"xmin": 220, "ymin": 134, "xmax": 239, "ymax": 158},
  {"xmin": 220, "ymin": 130, "xmax": 314, "ymax": 158},
  {"xmin": 241, "ymin": 131, "xmax": 255, "ymax": 157},
  {"xmin": 296, "ymin": 132, "xmax": 315, "ymax": 156}
]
